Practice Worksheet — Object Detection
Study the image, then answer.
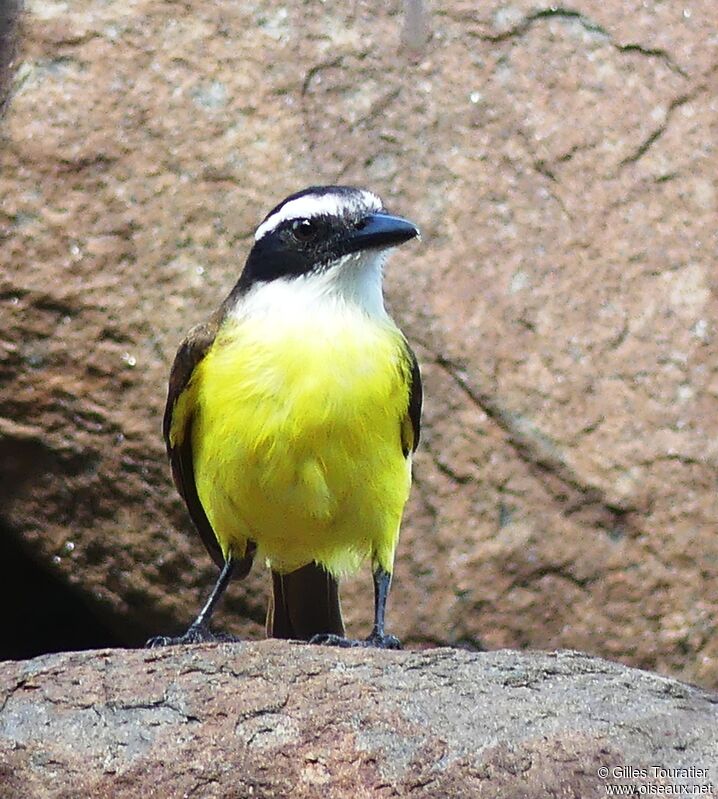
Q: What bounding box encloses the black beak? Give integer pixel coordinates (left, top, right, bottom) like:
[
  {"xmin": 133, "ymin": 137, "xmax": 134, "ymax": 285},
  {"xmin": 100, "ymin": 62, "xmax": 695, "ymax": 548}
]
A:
[{"xmin": 344, "ymin": 213, "xmax": 420, "ymax": 254}]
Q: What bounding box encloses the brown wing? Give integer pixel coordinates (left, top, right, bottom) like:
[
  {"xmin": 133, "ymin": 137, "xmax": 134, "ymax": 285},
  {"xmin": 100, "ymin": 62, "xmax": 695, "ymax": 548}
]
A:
[
  {"xmin": 163, "ymin": 316, "xmax": 226, "ymax": 568},
  {"xmin": 401, "ymin": 343, "xmax": 423, "ymax": 457}
]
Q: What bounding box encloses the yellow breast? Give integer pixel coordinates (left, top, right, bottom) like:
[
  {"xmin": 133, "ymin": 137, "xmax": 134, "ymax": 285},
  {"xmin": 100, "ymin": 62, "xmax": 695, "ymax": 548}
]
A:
[{"xmin": 188, "ymin": 302, "xmax": 412, "ymax": 576}]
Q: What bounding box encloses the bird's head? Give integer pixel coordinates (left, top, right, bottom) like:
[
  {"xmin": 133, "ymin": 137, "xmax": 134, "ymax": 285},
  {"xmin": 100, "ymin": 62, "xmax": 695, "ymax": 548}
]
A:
[{"xmin": 234, "ymin": 186, "xmax": 419, "ymax": 315}]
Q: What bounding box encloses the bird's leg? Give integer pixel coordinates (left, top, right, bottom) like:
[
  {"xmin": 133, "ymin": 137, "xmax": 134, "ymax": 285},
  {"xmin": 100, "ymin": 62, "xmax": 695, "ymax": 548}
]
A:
[
  {"xmin": 310, "ymin": 566, "xmax": 402, "ymax": 650},
  {"xmin": 366, "ymin": 566, "xmax": 401, "ymax": 649},
  {"xmin": 146, "ymin": 558, "xmax": 237, "ymax": 647}
]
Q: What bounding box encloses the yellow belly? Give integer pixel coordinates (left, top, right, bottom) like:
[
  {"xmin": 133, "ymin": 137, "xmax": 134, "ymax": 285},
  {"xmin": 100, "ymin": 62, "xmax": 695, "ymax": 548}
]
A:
[{"xmin": 189, "ymin": 306, "xmax": 412, "ymax": 576}]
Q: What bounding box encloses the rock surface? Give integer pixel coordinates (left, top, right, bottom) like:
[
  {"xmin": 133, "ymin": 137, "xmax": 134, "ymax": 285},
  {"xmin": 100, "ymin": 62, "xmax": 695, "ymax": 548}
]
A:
[
  {"xmin": 1, "ymin": 1, "xmax": 718, "ymax": 683},
  {"xmin": 0, "ymin": 0, "xmax": 21, "ymax": 113},
  {"xmin": 1, "ymin": 642, "xmax": 717, "ymax": 798}
]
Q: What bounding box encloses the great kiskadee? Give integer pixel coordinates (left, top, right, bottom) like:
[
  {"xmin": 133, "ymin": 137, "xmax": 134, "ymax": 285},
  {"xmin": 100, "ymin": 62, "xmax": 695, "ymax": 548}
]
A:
[{"xmin": 148, "ymin": 186, "xmax": 422, "ymax": 649}]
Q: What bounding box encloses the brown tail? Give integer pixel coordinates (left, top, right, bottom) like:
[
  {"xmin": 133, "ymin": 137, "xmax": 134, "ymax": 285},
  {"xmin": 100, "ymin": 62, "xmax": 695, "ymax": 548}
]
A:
[{"xmin": 268, "ymin": 562, "xmax": 345, "ymax": 640}]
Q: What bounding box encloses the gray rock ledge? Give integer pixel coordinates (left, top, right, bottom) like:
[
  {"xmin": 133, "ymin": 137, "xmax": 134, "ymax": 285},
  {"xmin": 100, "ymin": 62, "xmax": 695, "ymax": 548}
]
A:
[{"xmin": 1, "ymin": 642, "xmax": 716, "ymax": 798}]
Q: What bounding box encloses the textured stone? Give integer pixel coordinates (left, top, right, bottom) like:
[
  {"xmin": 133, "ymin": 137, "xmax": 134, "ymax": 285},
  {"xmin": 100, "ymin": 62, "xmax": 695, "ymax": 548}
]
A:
[
  {"xmin": 0, "ymin": 643, "xmax": 717, "ymax": 798},
  {"xmin": 0, "ymin": 2, "xmax": 19, "ymax": 111},
  {"xmin": 1, "ymin": 1, "xmax": 718, "ymax": 684}
]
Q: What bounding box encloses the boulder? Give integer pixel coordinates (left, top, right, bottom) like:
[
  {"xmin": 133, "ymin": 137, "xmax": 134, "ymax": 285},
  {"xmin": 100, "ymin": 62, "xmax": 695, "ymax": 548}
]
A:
[
  {"xmin": 1, "ymin": 643, "xmax": 716, "ymax": 798},
  {"xmin": 0, "ymin": 0, "xmax": 21, "ymax": 111},
  {"xmin": 1, "ymin": 0, "xmax": 717, "ymax": 684}
]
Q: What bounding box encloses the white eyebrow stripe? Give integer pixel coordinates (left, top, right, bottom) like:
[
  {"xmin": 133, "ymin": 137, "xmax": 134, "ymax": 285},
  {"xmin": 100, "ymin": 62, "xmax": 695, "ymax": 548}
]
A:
[{"xmin": 254, "ymin": 191, "xmax": 383, "ymax": 241}]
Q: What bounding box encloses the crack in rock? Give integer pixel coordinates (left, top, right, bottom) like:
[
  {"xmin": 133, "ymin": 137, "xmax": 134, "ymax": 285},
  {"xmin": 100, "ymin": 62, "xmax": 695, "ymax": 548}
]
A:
[{"xmin": 480, "ymin": 7, "xmax": 688, "ymax": 77}]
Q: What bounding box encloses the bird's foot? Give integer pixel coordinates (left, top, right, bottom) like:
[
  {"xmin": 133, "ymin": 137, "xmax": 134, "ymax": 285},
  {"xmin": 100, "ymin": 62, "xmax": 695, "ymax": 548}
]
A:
[
  {"xmin": 145, "ymin": 623, "xmax": 239, "ymax": 648},
  {"xmin": 309, "ymin": 632, "xmax": 402, "ymax": 650},
  {"xmin": 366, "ymin": 630, "xmax": 402, "ymax": 650}
]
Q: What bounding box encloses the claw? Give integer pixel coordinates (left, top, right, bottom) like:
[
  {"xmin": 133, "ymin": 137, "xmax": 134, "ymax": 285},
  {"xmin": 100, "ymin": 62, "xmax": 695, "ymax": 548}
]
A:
[
  {"xmin": 309, "ymin": 632, "xmax": 402, "ymax": 650},
  {"xmin": 365, "ymin": 631, "xmax": 402, "ymax": 650},
  {"xmin": 145, "ymin": 624, "xmax": 239, "ymax": 648}
]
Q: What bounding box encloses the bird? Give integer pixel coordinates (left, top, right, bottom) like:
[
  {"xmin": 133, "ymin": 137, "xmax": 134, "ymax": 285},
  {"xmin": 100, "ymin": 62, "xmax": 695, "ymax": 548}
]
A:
[{"xmin": 148, "ymin": 185, "xmax": 422, "ymax": 649}]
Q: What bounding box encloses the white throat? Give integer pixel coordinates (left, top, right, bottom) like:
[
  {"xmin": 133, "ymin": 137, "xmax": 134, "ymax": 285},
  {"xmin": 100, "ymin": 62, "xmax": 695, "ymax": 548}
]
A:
[{"xmin": 234, "ymin": 250, "xmax": 389, "ymax": 322}]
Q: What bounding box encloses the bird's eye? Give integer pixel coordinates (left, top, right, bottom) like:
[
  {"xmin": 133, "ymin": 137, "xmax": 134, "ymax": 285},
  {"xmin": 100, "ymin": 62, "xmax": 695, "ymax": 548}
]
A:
[{"xmin": 291, "ymin": 218, "xmax": 319, "ymax": 242}]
